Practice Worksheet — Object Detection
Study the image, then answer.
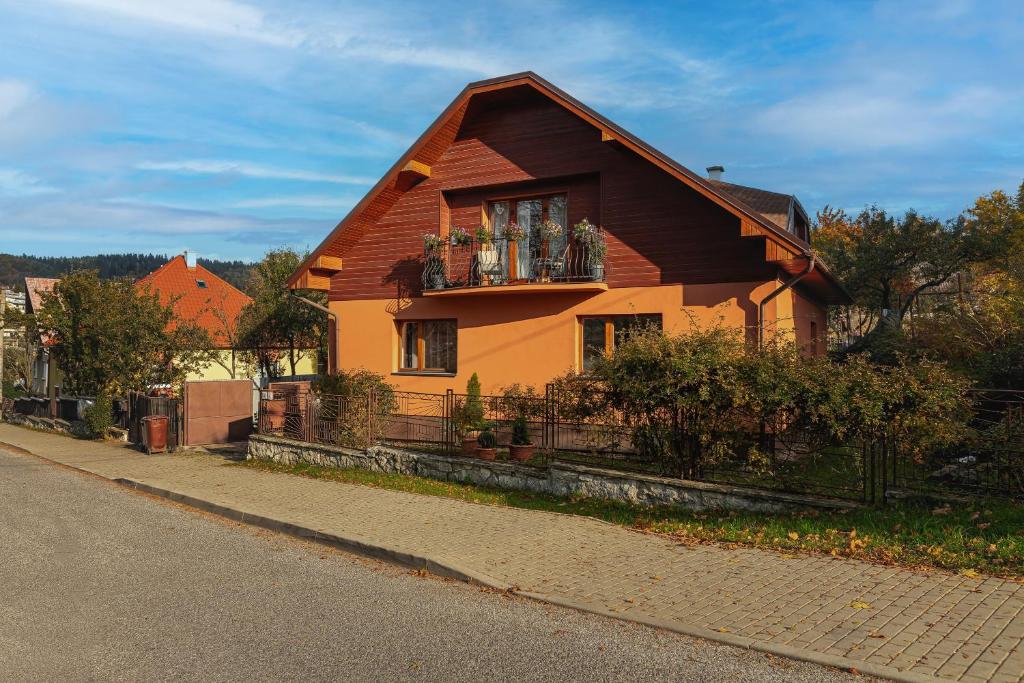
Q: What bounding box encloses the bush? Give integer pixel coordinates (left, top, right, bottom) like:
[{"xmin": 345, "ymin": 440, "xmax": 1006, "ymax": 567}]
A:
[
  {"xmin": 570, "ymin": 324, "xmax": 972, "ymax": 477},
  {"xmin": 453, "ymin": 373, "xmax": 486, "ymax": 433},
  {"xmin": 511, "ymin": 415, "xmax": 531, "ymax": 445},
  {"xmin": 83, "ymin": 393, "xmax": 114, "ymax": 438},
  {"xmin": 500, "ymin": 383, "xmax": 544, "ymax": 420},
  {"xmin": 311, "ymin": 369, "xmax": 397, "ymax": 447},
  {"xmin": 477, "ymin": 427, "xmax": 497, "ymax": 448}
]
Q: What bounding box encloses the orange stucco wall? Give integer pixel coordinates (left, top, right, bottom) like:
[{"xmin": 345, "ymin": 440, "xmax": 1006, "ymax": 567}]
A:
[{"xmin": 330, "ymin": 281, "xmax": 824, "ymax": 394}]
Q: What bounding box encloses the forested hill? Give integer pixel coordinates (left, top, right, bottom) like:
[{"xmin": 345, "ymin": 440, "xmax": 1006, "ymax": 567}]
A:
[{"xmin": 0, "ymin": 253, "xmax": 254, "ymax": 292}]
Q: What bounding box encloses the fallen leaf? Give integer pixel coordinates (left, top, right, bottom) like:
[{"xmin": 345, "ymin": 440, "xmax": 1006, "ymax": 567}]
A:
[
  {"xmin": 849, "ymin": 600, "xmax": 872, "ymax": 610},
  {"xmin": 932, "ymin": 505, "xmax": 952, "ymax": 515},
  {"xmin": 717, "ymin": 627, "xmax": 731, "ymax": 633},
  {"xmin": 961, "ymin": 569, "xmax": 980, "ymax": 579},
  {"xmin": 788, "ymin": 531, "xmax": 800, "ymax": 540}
]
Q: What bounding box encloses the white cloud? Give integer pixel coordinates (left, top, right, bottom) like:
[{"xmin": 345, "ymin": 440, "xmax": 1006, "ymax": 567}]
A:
[
  {"xmin": 0, "ymin": 79, "xmax": 36, "ymax": 120},
  {"xmin": 48, "ymin": 0, "xmax": 302, "ymax": 46},
  {"xmin": 136, "ymin": 159, "xmax": 374, "ymax": 185},
  {"xmin": 232, "ymin": 194, "xmax": 359, "ymax": 209},
  {"xmin": 0, "ymin": 168, "xmax": 59, "ymax": 196},
  {"xmin": 753, "ymin": 84, "xmax": 1011, "ymax": 151}
]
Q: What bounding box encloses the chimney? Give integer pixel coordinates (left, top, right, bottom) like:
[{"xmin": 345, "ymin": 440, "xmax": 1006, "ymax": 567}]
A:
[
  {"xmin": 706, "ymin": 165, "xmax": 724, "ymax": 181},
  {"xmin": 184, "ymin": 250, "xmax": 198, "ymax": 269}
]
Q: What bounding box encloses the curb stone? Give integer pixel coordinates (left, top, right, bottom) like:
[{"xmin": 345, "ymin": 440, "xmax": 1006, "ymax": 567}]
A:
[{"xmin": 2, "ymin": 438, "xmax": 939, "ymax": 682}]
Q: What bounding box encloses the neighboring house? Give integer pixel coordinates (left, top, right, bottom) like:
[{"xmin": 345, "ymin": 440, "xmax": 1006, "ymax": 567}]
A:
[
  {"xmin": 23, "ymin": 277, "xmax": 62, "ymax": 397},
  {"xmin": 287, "ymin": 72, "xmax": 849, "ymax": 393},
  {"xmin": 136, "ymin": 252, "xmax": 316, "ymax": 382}
]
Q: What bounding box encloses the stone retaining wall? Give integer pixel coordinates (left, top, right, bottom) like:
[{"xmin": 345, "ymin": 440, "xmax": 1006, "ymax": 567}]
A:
[{"xmin": 248, "ymin": 434, "xmax": 858, "ymax": 513}]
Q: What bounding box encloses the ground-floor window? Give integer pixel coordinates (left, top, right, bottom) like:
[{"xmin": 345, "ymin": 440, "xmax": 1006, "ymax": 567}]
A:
[
  {"xmin": 398, "ymin": 319, "xmax": 457, "ymax": 373},
  {"xmin": 580, "ymin": 314, "xmax": 662, "ymax": 373}
]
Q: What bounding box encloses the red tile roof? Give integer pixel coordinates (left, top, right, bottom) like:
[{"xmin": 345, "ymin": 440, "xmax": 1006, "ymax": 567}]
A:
[
  {"xmin": 24, "ymin": 277, "xmax": 59, "ymax": 315},
  {"xmin": 136, "ymin": 255, "xmax": 251, "ymax": 348},
  {"xmin": 24, "ymin": 277, "xmax": 59, "ymax": 345}
]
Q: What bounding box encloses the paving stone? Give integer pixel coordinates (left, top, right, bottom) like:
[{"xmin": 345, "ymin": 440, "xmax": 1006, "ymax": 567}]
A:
[{"xmin": 2, "ymin": 423, "xmax": 1022, "ymax": 683}]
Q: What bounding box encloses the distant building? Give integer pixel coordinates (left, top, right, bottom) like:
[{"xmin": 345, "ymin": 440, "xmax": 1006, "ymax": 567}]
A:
[
  {"xmin": 136, "ymin": 252, "xmax": 316, "ymax": 383},
  {"xmin": 24, "ymin": 277, "xmax": 61, "ymax": 398}
]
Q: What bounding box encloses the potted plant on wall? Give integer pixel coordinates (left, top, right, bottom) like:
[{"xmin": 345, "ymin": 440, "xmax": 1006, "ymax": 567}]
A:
[
  {"xmin": 456, "ymin": 373, "xmax": 486, "ymax": 454},
  {"xmin": 450, "ymin": 226, "xmax": 473, "ymax": 247},
  {"xmin": 422, "ymin": 233, "xmax": 446, "ymax": 289},
  {"xmin": 573, "ymin": 218, "xmax": 606, "ymax": 281},
  {"xmin": 476, "ymin": 426, "xmax": 497, "ymax": 461},
  {"xmin": 501, "ymin": 383, "xmax": 540, "ymax": 462},
  {"xmin": 509, "ymin": 415, "xmax": 535, "ymax": 462}
]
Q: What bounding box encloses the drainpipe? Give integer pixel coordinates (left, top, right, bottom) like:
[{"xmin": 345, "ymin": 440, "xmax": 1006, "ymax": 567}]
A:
[
  {"xmin": 290, "ymin": 294, "xmax": 338, "ymax": 375},
  {"xmin": 757, "ymin": 254, "xmax": 815, "ymax": 349}
]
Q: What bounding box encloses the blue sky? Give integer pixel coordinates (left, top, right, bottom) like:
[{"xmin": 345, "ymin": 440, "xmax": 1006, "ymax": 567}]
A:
[{"xmin": 0, "ymin": 0, "xmax": 1021, "ymax": 262}]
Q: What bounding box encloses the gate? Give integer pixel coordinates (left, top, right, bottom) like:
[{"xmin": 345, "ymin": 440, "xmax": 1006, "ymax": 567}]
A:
[{"xmin": 183, "ymin": 379, "xmax": 255, "ymax": 446}]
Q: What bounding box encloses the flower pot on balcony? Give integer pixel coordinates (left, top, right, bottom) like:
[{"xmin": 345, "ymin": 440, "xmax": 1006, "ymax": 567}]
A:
[
  {"xmin": 509, "ymin": 443, "xmax": 536, "ymax": 462},
  {"xmin": 588, "ymin": 261, "xmax": 605, "ymax": 281}
]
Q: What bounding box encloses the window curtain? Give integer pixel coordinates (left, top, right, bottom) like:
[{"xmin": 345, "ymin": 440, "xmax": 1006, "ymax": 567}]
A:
[
  {"xmin": 489, "ymin": 200, "xmax": 509, "ymax": 281},
  {"xmin": 547, "ymin": 194, "xmax": 568, "ymax": 264},
  {"xmin": 517, "ymin": 199, "xmax": 542, "ymax": 279}
]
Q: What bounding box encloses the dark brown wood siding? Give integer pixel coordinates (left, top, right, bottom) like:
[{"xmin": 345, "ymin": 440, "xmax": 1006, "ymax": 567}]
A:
[{"xmin": 329, "ymin": 90, "xmax": 773, "ymax": 300}]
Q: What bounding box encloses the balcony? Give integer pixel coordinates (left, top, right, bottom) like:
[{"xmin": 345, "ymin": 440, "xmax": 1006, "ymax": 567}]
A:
[{"xmin": 421, "ymin": 237, "xmax": 608, "ymax": 297}]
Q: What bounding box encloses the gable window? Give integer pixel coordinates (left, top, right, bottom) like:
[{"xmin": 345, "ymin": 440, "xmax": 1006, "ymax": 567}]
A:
[
  {"xmin": 399, "ymin": 319, "xmax": 457, "ymax": 373},
  {"xmin": 580, "ymin": 314, "xmax": 662, "ymax": 373}
]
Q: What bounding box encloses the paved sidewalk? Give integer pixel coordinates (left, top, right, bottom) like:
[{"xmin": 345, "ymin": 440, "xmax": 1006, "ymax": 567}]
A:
[{"xmin": 2, "ymin": 424, "xmax": 1022, "ymax": 683}]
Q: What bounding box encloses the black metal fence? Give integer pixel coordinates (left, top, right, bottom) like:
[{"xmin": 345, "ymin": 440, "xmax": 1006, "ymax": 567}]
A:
[
  {"xmin": 890, "ymin": 388, "xmax": 1024, "ymax": 499},
  {"xmin": 256, "ymin": 385, "xmax": 891, "ymax": 503},
  {"xmin": 422, "ymin": 237, "xmax": 606, "ymax": 291}
]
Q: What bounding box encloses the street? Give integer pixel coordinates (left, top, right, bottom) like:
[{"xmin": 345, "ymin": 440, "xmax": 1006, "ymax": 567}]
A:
[{"xmin": 0, "ymin": 448, "xmax": 859, "ymax": 682}]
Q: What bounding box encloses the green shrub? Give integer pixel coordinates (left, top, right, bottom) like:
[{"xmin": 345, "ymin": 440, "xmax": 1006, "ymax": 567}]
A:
[
  {"xmin": 83, "ymin": 393, "xmax": 114, "ymax": 438},
  {"xmin": 567, "ymin": 324, "xmax": 972, "ymax": 478},
  {"xmin": 311, "ymin": 369, "xmax": 397, "ymax": 447},
  {"xmin": 511, "ymin": 415, "xmax": 532, "ymax": 445},
  {"xmin": 462, "ymin": 372, "xmax": 485, "ymax": 430},
  {"xmin": 500, "ymin": 383, "xmax": 544, "ymax": 420},
  {"xmin": 477, "ymin": 427, "xmax": 497, "ymax": 448}
]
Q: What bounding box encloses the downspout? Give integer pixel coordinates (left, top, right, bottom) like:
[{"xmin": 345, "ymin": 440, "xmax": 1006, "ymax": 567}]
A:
[
  {"xmin": 757, "ymin": 254, "xmax": 815, "ymax": 349},
  {"xmin": 290, "ymin": 294, "xmax": 338, "ymax": 375}
]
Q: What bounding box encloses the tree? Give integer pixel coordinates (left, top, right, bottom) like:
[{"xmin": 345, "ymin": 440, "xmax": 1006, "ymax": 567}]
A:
[
  {"xmin": 35, "ymin": 270, "xmax": 213, "ymax": 397},
  {"xmin": 813, "ymin": 205, "xmax": 998, "ymax": 352},
  {"xmin": 238, "ymin": 249, "xmax": 324, "ymax": 378}
]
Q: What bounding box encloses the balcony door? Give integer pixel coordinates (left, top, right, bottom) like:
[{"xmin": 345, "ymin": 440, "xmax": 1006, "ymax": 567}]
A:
[{"xmin": 487, "ymin": 193, "xmax": 567, "ymax": 283}]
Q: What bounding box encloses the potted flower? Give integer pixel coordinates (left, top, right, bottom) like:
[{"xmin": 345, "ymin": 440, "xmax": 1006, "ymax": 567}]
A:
[
  {"xmin": 475, "ymin": 224, "xmax": 494, "ymax": 247},
  {"xmin": 504, "ymin": 221, "xmax": 526, "ymax": 242},
  {"xmin": 476, "ymin": 426, "xmax": 497, "ymax": 461},
  {"xmin": 537, "ymin": 218, "xmax": 563, "ymax": 243},
  {"xmin": 573, "ymin": 218, "xmax": 606, "ymax": 281},
  {"xmin": 508, "ymin": 415, "xmax": 535, "ymax": 462},
  {"xmin": 449, "ymin": 226, "xmax": 473, "ymax": 247},
  {"xmin": 422, "ymin": 233, "xmax": 447, "ymax": 289}
]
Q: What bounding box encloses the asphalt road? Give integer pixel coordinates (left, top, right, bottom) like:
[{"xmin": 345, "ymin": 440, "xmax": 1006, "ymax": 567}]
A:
[{"xmin": 0, "ymin": 448, "xmax": 865, "ymax": 682}]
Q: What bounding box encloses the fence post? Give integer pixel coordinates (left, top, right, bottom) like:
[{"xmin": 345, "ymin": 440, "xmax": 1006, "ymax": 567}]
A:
[
  {"xmin": 445, "ymin": 389, "xmax": 454, "ymax": 454},
  {"xmin": 365, "ymin": 387, "xmax": 375, "ymax": 450},
  {"xmin": 543, "ymin": 383, "xmax": 553, "ymax": 452}
]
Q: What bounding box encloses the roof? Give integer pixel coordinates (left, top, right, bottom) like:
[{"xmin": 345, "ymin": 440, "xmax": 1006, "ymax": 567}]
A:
[
  {"xmin": 136, "ymin": 255, "xmax": 251, "ymax": 348},
  {"xmin": 24, "ymin": 277, "xmax": 58, "ymax": 315},
  {"xmin": 708, "ymin": 180, "xmax": 803, "ymax": 233},
  {"xmin": 24, "ymin": 277, "xmax": 59, "ymax": 345},
  {"xmin": 289, "ymin": 71, "xmax": 849, "ymax": 304}
]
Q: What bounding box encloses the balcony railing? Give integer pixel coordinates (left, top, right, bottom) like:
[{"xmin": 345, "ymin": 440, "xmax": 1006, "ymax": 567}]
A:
[{"xmin": 422, "ymin": 237, "xmax": 606, "ymax": 291}]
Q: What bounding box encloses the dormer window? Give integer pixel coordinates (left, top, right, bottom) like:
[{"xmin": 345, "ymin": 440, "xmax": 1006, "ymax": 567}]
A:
[{"xmin": 196, "ymin": 279, "xmax": 207, "ymax": 289}]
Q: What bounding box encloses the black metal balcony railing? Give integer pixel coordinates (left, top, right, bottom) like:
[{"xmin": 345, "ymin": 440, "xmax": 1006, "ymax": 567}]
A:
[{"xmin": 422, "ymin": 237, "xmax": 606, "ymax": 290}]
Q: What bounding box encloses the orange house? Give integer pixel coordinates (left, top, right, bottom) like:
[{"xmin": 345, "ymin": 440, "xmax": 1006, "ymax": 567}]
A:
[{"xmin": 288, "ymin": 72, "xmax": 849, "ymax": 394}]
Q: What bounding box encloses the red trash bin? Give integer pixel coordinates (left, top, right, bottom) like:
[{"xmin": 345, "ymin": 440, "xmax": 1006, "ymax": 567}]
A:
[{"xmin": 142, "ymin": 415, "xmax": 169, "ymax": 454}]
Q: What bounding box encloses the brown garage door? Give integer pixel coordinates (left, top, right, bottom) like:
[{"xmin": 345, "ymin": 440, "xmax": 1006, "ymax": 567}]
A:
[{"xmin": 184, "ymin": 380, "xmax": 254, "ymax": 446}]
